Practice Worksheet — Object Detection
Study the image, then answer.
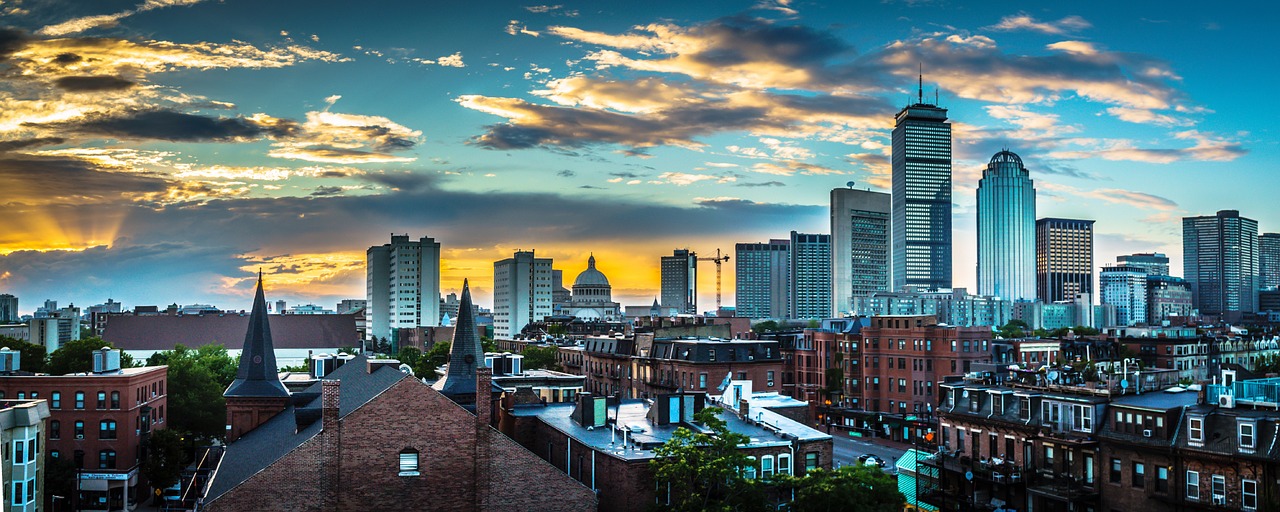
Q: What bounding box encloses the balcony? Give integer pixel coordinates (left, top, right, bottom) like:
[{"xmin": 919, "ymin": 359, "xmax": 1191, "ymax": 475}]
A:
[{"xmin": 1026, "ymin": 469, "xmax": 1099, "ymax": 503}]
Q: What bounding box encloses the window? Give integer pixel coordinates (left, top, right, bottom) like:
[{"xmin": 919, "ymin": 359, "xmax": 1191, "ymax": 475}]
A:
[
  {"xmin": 51, "ymin": 421, "xmax": 60, "ymax": 440},
  {"xmin": 1186, "ymin": 470, "xmax": 1199, "ymax": 500},
  {"xmin": 1156, "ymin": 466, "xmax": 1169, "ymax": 493},
  {"xmin": 745, "ymin": 456, "xmax": 757, "ymax": 479},
  {"xmin": 761, "ymin": 455, "xmax": 775, "ymax": 478},
  {"xmin": 27, "ymin": 439, "xmax": 34, "ymax": 462},
  {"xmin": 99, "ymin": 449, "xmax": 116, "ymax": 469},
  {"xmin": 111, "ymin": 391, "xmax": 120, "ymax": 409},
  {"xmin": 1133, "ymin": 462, "xmax": 1145, "ymax": 488},
  {"xmin": 777, "ymin": 454, "xmax": 791, "ymax": 476},
  {"xmin": 14, "ymin": 440, "xmax": 23, "ymax": 463},
  {"xmin": 805, "ymin": 452, "xmax": 818, "ymax": 473},
  {"xmin": 97, "ymin": 391, "xmax": 107, "ymax": 409},
  {"xmin": 99, "ymin": 420, "xmax": 117, "ymax": 440},
  {"xmin": 1073, "ymin": 404, "xmax": 1093, "ymax": 431},
  {"xmin": 767, "ymin": 370, "xmax": 775, "ymax": 387},
  {"xmin": 1239, "ymin": 422, "xmax": 1255, "ymax": 449},
  {"xmin": 51, "ymin": 391, "xmax": 60, "ymax": 409},
  {"xmin": 12, "ymin": 481, "xmax": 22, "ymax": 506},
  {"xmin": 74, "ymin": 391, "xmax": 85, "ymax": 409},
  {"xmin": 698, "ymin": 373, "xmax": 707, "ymax": 389},
  {"xmin": 1242, "ymin": 479, "xmax": 1257, "ymax": 510},
  {"xmin": 1110, "ymin": 458, "xmax": 1121, "ymax": 483},
  {"xmin": 398, "ymin": 448, "xmax": 420, "ymax": 476},
  {"xmin": 1211, "ymin": 474, "xmax": 1225, "ymax": 502},
  {"xmin": 1188, "ymin": 417, "xmax": 1203, "ymax": 443}
]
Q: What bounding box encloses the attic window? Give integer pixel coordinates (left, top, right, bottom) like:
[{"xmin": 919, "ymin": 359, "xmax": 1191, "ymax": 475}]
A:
[{"xmin": 399, "ymin": 448, "xmax": 420, "ymax": 477}]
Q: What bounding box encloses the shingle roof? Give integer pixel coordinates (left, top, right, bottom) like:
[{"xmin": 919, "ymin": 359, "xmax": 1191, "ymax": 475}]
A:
[
  {"xmin": 433, "ymin": 279, "xmax": 483, "ymax": 399},
  {"xmin": 225, "ymin": 276, "xmax": 288, "ymax": 398},
  {"xmin": 204, "ymin": 355, "xmax": 407, "ymax": 502},
  {"xmin": 103, "ymin": 313, "xmax": 358, "ymax": 350}
]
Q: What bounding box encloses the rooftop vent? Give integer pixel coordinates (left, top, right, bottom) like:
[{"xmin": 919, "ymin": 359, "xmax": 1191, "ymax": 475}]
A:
[
  {"xmin": 92, "ymin": 348, "xmax": 121, "ymax": 374},
  {"xmin": 0, "ymin": 347, "xmax": 19, "ymax": 373}
]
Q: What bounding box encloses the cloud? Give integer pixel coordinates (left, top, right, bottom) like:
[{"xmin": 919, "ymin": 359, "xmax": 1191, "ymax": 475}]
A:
[
  {"xmin": 0, "ymin": 153, "xmax": 171, "ymax": 205},
  {"xmin": 752, "ymin": 0, "xmax": 798, "ymax": 17},
  {"xmin": 414, "ymin": 52, "xmax": 465, "ymax": 67},
  {"xmin": 505, "ymin": 21, "xmax": 540, "ymax": 37},
  {"xmin": 986, "ymin": 14, "xmax": 1091, "ymax": 35},
  {"xmin": 556, "ymin": 169, "xmax": 576, "ymax": 177},
  {"xmin": 1039, "ymin": 182, "xmax": 1179, "ymax": 211},
  {"xmin": 1046, "ymin": 40, "xmax": 1099, "ymax": 56},
  {"xmin": 735, "ymin": 180, "xmax": 785, "ymax": 187},
  {"xmin": 651, "ymin": 172, "xmax": 736, "ymax": 186},
  {"xmin": 265, "ymin": 110, "xmax": 421, "ymax": 163},
  {"xmin": 37, "ymin": 0, "xmax": 206, "ymax": 37},
  {"xmin": 32, "ymin": 109, "xmax": 299, "ymax": 142},
  {"xmin": 52, "ymin": 75, "xmax": 136, "ymax": 92},
  {"xmin": 1045, "ymin": 130, "xmax": 1245, "ymax": 163},
  {"xmin": 1104, "ymin": 107, "xmax": 1188, "ymax": 126},
  {"xmin": 11, "ymin": 36, "xmax": 348, "ymax": 77}
]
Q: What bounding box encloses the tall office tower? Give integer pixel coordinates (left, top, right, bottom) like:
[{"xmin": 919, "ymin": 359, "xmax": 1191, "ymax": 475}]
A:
[
  {"xmin": 0, "ymin": 294, "xmax": 16, "ymax": 323},
  {"xmin": 976, "ymin": 150, "xmax": 1036, "ymax": 301},
  {"xmin": 366, "ymin": 235, "xmax": 442, "ymax": 343},
  {"xmin": 891, "ymin": 74, "xmax": 952, "ymax": 292},
  {"xmin": 735, "ymin": 240, "xmax": 789, "ymax": 319},
  {"xmin": 789, "ymin": 231, "xmax": 832, "ymax": 320},
  {"xmin": 1100, "ymin": 265, "xmax": 1148, "ymax": 326},
  {"xmin": 1183, "ymin": 210, "xmax": 1259, "ymax": 315},
  {"xmin": 830, "ymin": 188, "xmax": 891, "ymax": 316},
  {"xmin": 1116, "ymin": 253, "xmax": 1171, "ymax": 277},
  {"xmin": 661, "ymin": 249, "xmax": 698, "ymax": 314},
  {"xmin": 1035, "ymin": 218, "xmax": 1095, "ymax": 303},
  {"xmin": 493, "ymin": 250, "xmax": 553, "ymax": 338},
  {"xmin": 1261, "ymin": 233, "xmax": 1280, "ymax": 290}
]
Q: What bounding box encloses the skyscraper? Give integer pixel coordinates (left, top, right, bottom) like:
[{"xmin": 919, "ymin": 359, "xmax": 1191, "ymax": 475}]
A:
[
  {"xmin": 1117, "ymin": 253, "xmax": 1171, "ymax": 277},
  {"xmin": 1146, "ymin": 275, "xmax": 1194, "ymax": 324},
  {"xmin": 0, "ymin": 294, "xmax": 16, "ymax": 323},
  {"xmin": 366, "ymin": 235, "xmax": 442, "ymax": 343},
  {"xmin": 1035, "ymin": 218, "xmax": 1095, "ymax": 303},
  {"xmin": 830, "ymin": 187, "xmax": 891, "ymax": 316},
  {"xmin": 1261, "ymin": 233, "xmax": 1280, "ymax": 290},
  {"xmin": 891, "ymin": 74, "xmax": 952, "ymax": 292},
  {"xmin": 661, "ymin": 249, "xmax": 697, "ymax": 314},
  {"xmin": 1183, "ymin": 210, "xmax": 1259, "ymax": 315},
  {"xmin": 735, "ymin": 240, "xmax": 789, "ymax": 319},
  {"xmin": 789, "ymin": 232, "xmax": 832, "ymax": 320},
  {"xmin": 977, "ymin": 150, "xmax": 1036, "ymax": 301},
  {"xmin": 1100, "ymin": 265, "xmax": 1147, "ymax": 326},
  {"xmin": 493, "ymin": 250, "xmax": 553, "ymax": 338}
]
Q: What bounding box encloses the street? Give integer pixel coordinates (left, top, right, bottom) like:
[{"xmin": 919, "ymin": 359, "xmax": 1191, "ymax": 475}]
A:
[{"xmin": 831, "ymin": 432, "xmax": 910, "ymax": 472}]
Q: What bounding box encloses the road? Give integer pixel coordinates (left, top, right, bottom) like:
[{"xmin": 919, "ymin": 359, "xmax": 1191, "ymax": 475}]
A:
[{"xmin": 831, "ymin": 432, "xmax": 910, "ymax": 472}]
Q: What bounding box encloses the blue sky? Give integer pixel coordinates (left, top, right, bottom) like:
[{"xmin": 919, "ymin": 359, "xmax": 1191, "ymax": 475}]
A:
[{"xmin": 0, "ymin": 0, "xmax": 1274, "ymax": 314}]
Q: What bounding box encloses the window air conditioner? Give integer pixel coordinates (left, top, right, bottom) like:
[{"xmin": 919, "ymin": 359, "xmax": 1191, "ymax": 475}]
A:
[
  {"xmin": 76, "ymin": 434, "xmax": 84, "ymax": 440},
  {"xmin": 1212, "ymin": 495, "xmax": 1226, "ymax": 505},
  {"xmin": 1142, "ymin": 429, "xmax": 1152, "ymax": 438}
]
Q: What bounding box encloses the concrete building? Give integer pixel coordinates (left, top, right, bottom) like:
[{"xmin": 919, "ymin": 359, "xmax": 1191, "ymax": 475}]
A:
[
  {"xmin": 335, "ymin": 299, "xmax": 365, "ymax": 315},
  {"xmin": 830, "ymin": 187, "xmax": 891, "ymax": 315},
  {"xmin": 848, "ymin": 288, "xmax": 1014, "ymax": 328},
  {"xmin": 977, "ymin": 150, "xmax": 1036, "ymax": 301},
  {"xmin": 660, "ymin": 249, "xmax": 697, "ymax": 315},
  {"xmin": 789, "ymin": 232, "xmax": 831, "ymax": 320},
  {"xmin": 551, "ymin": 269, "xmax": 572, "ymax": 317},
  {"xmin": 1036, "ymin": 218, "xmax": 1094, "ymax": 303},
  {"xmin": 1261, "ymin": 232, "xmax": 1280, "ymax": 290},
  {"xmin": 493, "ymin": 250, "xmax": 553, "ymax": 339},
  {"xmin": 0, "ymin": 398, "xmax": 51, "ymax": 512},
  {"xmin": 1117, "ymin": 252, "xmax": 1171, "ymax": 277},
  {"xmin": 734, "ymin": 239, "xmax": 789, "ymax": 319},
  {"xmin": 565, "ymin": 255, "xmax": 621, "ymax": 322},
  {"xmin": 891, "ymin": 76, "xmax": 952, "ymax": 292},
  {"xmin": 1101, "ymin": 265, "xmax": 1148, "ymax": 326},
  {"xmin": 29, "ymin": 304, "xmax": 80, "ymax": 355},
  {"xmin": 1145, "ymin": 275, "xmax": 1195, "ymax": 325},
  {"xmin": 366, "ymin": 234, "xmax": 442, "ymax": 344},
  {"xmin": 1183, "ymin": 210, "xmax": 1259, "ymax": 315},
  {"xmin": 0, "ymin": 294, "xmax": 16, "ymax": 323}
]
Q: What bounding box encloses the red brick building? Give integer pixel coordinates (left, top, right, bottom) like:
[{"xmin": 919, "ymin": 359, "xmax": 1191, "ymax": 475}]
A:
[
  {"xmin": 0, "ymin": 354, "xmax": 167, "ymax": 511},
  {"xmin": 560, "ymin": 336, "xmax": 784, "ymax": 401}
]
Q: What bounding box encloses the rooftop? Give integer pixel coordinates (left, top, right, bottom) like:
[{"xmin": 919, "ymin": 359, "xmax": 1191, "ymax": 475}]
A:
[{"xmin": 1109, "ymin": 388, "xmax": 1199, "ymax": 410}]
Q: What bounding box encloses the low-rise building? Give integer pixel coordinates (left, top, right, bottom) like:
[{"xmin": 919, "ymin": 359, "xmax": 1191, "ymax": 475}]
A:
[{"xmin": 0, "ymin": 398, "xmax": 52, "ymax": 512}]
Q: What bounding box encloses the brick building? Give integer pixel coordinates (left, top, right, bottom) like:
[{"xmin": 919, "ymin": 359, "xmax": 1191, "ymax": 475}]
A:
[
  {"xmin": 561, "ymin": 335, "xmax": 784, "ymax": 401},
  {"xmin": 0, "ymin": 351, "xmax": 167, "ymax": 511},
  {"xmin": 498, "ymin": 390, "xmax": 832, "ymax": 512}
]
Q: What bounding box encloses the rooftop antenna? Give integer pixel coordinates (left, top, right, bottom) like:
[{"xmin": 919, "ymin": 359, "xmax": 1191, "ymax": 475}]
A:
[
  {"xmin": 935, "ymin": 87, "xmax": 939, "ymax": 106},
  {"xmin": 918, "ymin": 63, "xmax": 924, "ymax": 104}
]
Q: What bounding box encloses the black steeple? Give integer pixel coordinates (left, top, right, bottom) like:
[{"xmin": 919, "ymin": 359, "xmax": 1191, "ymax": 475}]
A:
[
  {"xmin": 225, "ymin": 273, "xmax": 289, "ymax": 398},
  {"xmin": 432, "ymin": 279, "xmax": 484, "ymax": 401}
]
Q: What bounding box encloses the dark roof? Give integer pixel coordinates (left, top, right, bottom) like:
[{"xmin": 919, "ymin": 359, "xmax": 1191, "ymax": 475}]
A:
[
  {"xmin": 433, "ymin": 279, "xmax": 483, "ymax": 400},
  {"xmin": 103, "ymin": 313, "xmax": 358, "ymax": 350},
  {"xmin": 225, "ymin": 276, "xmax": 289, "ymax": 398},
  {"xmin": 649, "ymin": 339, "xmax": 782, "ymax": 362},
  {"xmin": 1177, "ymin": 404, "xmax": 1280, "ymax": 460},
  {"xmin": 205, "ymin": 355, "xmax": 406, "ymax": 502}
]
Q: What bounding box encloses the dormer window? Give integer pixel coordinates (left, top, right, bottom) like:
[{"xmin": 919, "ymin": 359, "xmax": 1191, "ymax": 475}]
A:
[
  {"xmin": 969, "ymin": 393, "xmax": 981, "ymax": 413},
  {"xmin": 399, "ymin": 448, "xmax": 420, "ymax": 476},
  {"xmin": 1188, "ymin": 416, "xmax": 1203, "ymax": 444},
  {"xmin": 1239, "ymin": 422, "xmax": 1255, "ymax": 450}
]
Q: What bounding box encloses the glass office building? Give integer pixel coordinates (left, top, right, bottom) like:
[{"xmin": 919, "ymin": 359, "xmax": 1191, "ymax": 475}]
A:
[{"xmin": 977, "ymin": 150, "xmax": 1036, "ymax": 301}]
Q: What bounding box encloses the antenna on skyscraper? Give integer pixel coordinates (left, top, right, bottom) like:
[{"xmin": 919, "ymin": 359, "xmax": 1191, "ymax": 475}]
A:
[
  {"xmin": 935, "ymin": 87, "xmax": 939, "ymax": 106},
  {"xmin": 918, "ymin": 63, "xmax": 923, "ymax": 104}
]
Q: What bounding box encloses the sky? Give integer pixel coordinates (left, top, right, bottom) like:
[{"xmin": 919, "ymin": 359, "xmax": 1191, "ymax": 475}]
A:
[{"xmin": 0, "ymin": 0, "xmax": 1275, "ymax": 315}]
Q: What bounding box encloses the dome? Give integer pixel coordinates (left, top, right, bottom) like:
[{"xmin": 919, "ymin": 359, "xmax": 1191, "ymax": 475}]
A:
[
  {"xmin": 573, "ymin": 254, "xmax": 610, "ymax": 287},
  {"xmin": 989, "ymin": 150, "xmax": 1023, "ymax": 167}
]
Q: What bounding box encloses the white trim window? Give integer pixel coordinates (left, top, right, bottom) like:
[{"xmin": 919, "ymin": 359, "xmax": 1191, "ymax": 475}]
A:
[
  {"xmin": 1188, "ymin": 416, "xmax": 1203, "ymax": 444},
  {"xmin": 1242, "ymin": 479, "xmax": 1258, "ymax": 511},
  {"xmin": 1238, "ymin": 421, "xmax": 1255, "ymax": 449},
  {"xmin": 744, "ymin": 456, "xmax": 757, "ymax": 479},
  {"xmin": 398, "ymin": 448, "xmax": 420, "ymax": 477},
  {"xmin": 1072, "ymin": 404, "xmax": 1093, "ymax": 432},
  {"xmin": 761, "ymin": 455, "xmax": 775, "ymax": 478},
  {"xmin": 1211, "ymin": 474, "xmax": 1226, "ymax": 504},
  {"xmin": 1186, "ymin": 470, "xmax": 1199, "ymax": 501},
  {"xmin": 777, "ymin": 454, "xmax": 791, "ymax": 476}
]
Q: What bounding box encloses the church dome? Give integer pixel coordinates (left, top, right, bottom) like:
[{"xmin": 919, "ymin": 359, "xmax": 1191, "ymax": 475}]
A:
[{"xmin": 573, "ymin": 254, "xmax": 610, "ymax": 287}]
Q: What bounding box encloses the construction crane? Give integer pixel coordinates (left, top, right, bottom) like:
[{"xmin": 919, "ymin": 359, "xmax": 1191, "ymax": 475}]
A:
[{"xmin": 697, "ymin": 248, "xmax": 730, "ymax": 310}]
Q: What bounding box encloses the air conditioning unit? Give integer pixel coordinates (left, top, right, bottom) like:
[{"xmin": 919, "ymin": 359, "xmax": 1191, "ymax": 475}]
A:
[
  {"xmin": 1219, "ymin": 394, "xmax": 1235, "ymax": 408},
  {"xmin": 1212, "ymin": 495, "xmax": 1226, "ymax": 505},
  {"xmin": 75, "ymin": 434, "xmax": 84, "ymax": 440},
  {"xmin": 1142, "ymin": 429, "xmax": 1152, "ymax": 438}
]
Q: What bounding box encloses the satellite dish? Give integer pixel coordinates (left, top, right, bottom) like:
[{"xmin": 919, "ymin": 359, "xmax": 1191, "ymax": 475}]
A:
[
  {"xmin": 1047, "ymin": 370, "xmax": 1060, "ymax": 382},
  {"xmin": 846, "ymin": 181, "xmax": 855, "ymax": 188}
]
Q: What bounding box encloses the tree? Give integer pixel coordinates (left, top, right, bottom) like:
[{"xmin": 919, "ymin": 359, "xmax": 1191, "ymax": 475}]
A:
[
  {"xmin": 481, "ymin": 336, "xmax": 498, "ymax": 353},
  {"xmin": 1072, "ymin": 325, "xmax": 1100, "ymax": 336},
  {"xmin": 1257, "ymin": 354, "xmax": 1280, "ymax": 374},
  {"xmin": 996, "ymin": 320, "xmax": 1030, "ymax": 339},
  {"xmin": 547, "ymin": 324, "xmax": 568, "ymax": 336},
  {"xmin": 397, "ymin": 347, "xmax": 422, "ymax": 368},
  {"xmin": 416, "ymin": 341, "xmax": 451, "ymax": 378},
  {"xmin": 47, "ymin": 337, "xmax": 135, "ymax": 375},
  {"xmin": 751, "ymin": 321, "xmax": 780, "ymax": 333},
  {"xmin": 0, "ymin": 336, "xmax": 48, "ymax": 374},
  {"xmin": 778, "ymin": 465, "xmax": 904, "ymax": 512},
  {"xmin": 650, "ymin": 407, "xmax": 762, "ymax": 512},
  {"xmin": 148, "ymin": 345, "xmax": 238, "ymax": 441},
  {"xmin": 142, "ymin": 428, "xmax": 189, "ymax": 492},
  {"xmin": 521, "ymin": 345, "xmax": 561, "ymax": 371}
]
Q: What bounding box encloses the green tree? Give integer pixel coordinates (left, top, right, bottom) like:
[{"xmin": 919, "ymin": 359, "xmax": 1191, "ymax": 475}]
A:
[
  {"xmin": 0, "ymin": 336, "xmax": 48, "ymax": 373},
  {"xmin": 481, "ymin": 336, "xmax": 498, "ymax": 353},
  {"xmin": 1073, "ymin": 325, "xmax": 1101, "ymax": 336},
  {"xmin": 521, "ymin": 345, "xmax": 561, "ymax": 371},
  {"xmin": 751, "ymin": 320, "xmax": 780, "ymax": 333},
  {"xmin": 547, "ymin": 324, "xmax": 568, "ymax": 336},
  {"xmin": 1256, "ymin": 354, "xmax": 1280, "ymax": 374},
  {"xmin": 47, "ymin": 337, "xmax": 135, "ymax": 375},
  {"xmin": 142, "ymin": 428, "xmax": 189, "ymax": 491},
  {"xmin": 996, "ymin": 320, "xmax": 1030, "ymax": 339},
  {"xmin": 778, "ymin": 465, "xmax": 904, "ymax": 512},
  {"xmin": 148, "ymin": 345, "xmax": 238, "ymax": 441},
  {"xmin": 397, "ymin": 347, "xmax": 423, "ymax": 368},
  {"xmin": 416, "ymin": 341, "xmax": 451, "ymax": 378},
  {"xmin": 650, "ymin": 407, "xmax": 761, "ymax": 512}
]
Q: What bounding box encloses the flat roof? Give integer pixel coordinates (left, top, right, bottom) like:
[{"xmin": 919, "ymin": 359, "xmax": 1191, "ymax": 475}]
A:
[{"xmin": 1111, "ymin": 390, "xmax": 1199, "ymax": 410}]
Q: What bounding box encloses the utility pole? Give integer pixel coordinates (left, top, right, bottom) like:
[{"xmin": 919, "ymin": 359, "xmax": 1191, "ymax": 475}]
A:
[{"xmin": 696, "ymin": 249, "xmax": 730, "ymax": 310}]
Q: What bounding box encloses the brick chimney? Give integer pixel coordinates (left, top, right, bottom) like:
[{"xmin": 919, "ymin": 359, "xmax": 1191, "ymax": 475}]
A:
[
  {"xmin": 474, "ymin": 366, "xmax": 492, "ymax": 510},
  {"xmin": 322, "ymin": 380, "xmax": 341, "ymax": 428},
  {"xmin": 738, "ymin": 398, "xmax": 750, "ymax": 423},
  {"xmin": 320, "ymin": 379, "xmax": 341, "ymax": 509},
  {"xmin": 476, "ymin": 367, "xmax": 492, "ymax": 427}
]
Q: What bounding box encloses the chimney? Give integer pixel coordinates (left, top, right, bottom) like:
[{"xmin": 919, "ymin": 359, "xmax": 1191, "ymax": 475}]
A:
[
  {"xmin": 322, "ymin": 380, "xmax": 341, "ymax": 428},
  {"xmin": 738, "ymin": 398, "xmax": 750, "ymax": 422},
  {"xmin": 476, "ymin": 367, "xmax": 492, "ymax": 427}
]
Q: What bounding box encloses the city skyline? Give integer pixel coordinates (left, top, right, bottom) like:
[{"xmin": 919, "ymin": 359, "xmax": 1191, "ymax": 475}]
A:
[{"xmin": 0, "ymin": 1, "xmax": 1276, "ymax": 313}]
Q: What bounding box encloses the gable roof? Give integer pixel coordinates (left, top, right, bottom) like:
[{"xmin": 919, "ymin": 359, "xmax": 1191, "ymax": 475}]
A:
[{"xmin": 205, "ymin": 355, "xmax": 407, "ymax": 502}]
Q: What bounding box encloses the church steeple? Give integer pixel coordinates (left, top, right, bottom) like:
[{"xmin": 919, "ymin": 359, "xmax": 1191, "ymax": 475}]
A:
[
  {"xmin": 225, "ymin": 273, "xmax": 288, "ymax": 398},
  {"xmin": 432, "ymin": 279, "xmax": 484, "ymax": 403}
]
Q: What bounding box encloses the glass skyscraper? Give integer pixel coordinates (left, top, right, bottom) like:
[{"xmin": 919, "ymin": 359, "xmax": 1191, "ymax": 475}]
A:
[
  {"xmin": 977, "ymin": 150, "xmax": 1036, "ymax": 301},
  {"xmin": 735, "ymin": 240, "xmax": 789, "ymax": 319},
  {"xmin": 1183, "ymin": 210, "xmax": 1259, "ymax": 315},
  {"xmin": 891, "ymin": 82, "xmax": 951, "ymax": 291},
  {"xmin": 789, "ymin": 231, "xmax": 832, "ymax": 320},
  {"xmin": 661, "ymin": 249, "xmax": 698, "ymax": 314},
  {"xmin": 1261, "ymin": 233, "xmax": 1280, "ymax": 290}
]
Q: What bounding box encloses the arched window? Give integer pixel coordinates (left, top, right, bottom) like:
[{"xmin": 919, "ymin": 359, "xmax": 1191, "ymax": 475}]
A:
[{"xmin": 398, "ymin": 448, "xmax": 420, "ymax": 476}]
